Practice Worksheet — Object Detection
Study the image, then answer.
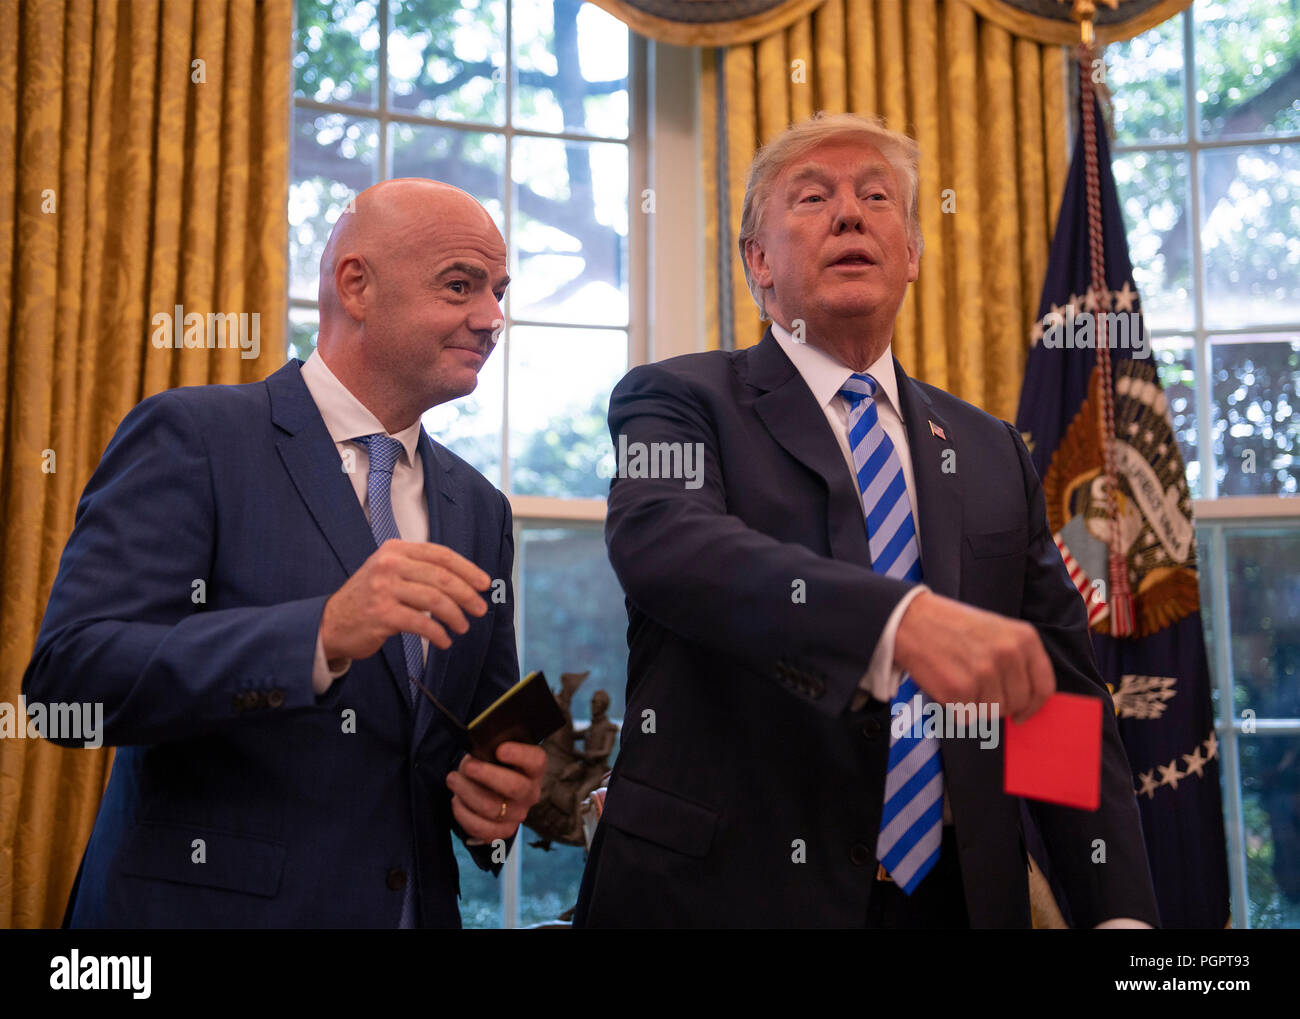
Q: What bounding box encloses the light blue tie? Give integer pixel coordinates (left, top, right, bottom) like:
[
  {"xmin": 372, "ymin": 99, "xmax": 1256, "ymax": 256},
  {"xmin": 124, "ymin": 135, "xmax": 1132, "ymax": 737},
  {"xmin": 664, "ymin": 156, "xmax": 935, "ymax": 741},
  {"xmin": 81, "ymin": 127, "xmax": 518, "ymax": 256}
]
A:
[
  {"xmin": 839, "ymin": 373, "xmax": 944, "ymax": 895},
  {"xmin": 357, "ymin": 433, "xmax": 425, "ymax": 708},
  {"xmin": 357, "ymin": 432, "xmax": 424, "ymax": 928}
]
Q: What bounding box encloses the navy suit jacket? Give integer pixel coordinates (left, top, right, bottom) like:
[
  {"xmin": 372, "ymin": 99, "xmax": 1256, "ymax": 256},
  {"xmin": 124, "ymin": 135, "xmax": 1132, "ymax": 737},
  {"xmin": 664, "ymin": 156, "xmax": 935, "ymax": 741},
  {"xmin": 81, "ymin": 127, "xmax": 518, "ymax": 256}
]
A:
[
  {"xmin": 574, "ymin": 329, "xmax": 1160, "ymax": 928},
  {"xmin": 23, "ymin": 359, "xmax": 518, "ymax": 928}
]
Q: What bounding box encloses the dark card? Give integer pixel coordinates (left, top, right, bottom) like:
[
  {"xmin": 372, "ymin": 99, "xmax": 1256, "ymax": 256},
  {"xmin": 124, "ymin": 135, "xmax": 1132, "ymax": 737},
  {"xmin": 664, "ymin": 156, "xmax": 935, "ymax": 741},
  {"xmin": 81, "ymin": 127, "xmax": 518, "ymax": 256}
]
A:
[{"xmin": 467, "ymin": 670, "xmax": 566, "ymax": 763}]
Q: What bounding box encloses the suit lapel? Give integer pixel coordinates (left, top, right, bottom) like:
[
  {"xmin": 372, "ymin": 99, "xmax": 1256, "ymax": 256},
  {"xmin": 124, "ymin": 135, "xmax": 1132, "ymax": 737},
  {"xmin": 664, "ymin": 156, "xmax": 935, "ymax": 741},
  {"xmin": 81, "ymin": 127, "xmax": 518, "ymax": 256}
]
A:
[
  {"xmin": 891, "ymin": 363, "xmax": 985, "ymax": 801},
  {"xmin": 414, "ymin": 429, "xmax": 470, "ymax": 748},
  {"xmin": 748, "ymin": 329, "xmax": 873, "ymax": 569},
  {"xmin": 892, "ymin": 358, "xmax": 961, "ymax": 600},
  {"xmin": 268, "ymin": 360, "xmax": 412, "ymax": 713}
]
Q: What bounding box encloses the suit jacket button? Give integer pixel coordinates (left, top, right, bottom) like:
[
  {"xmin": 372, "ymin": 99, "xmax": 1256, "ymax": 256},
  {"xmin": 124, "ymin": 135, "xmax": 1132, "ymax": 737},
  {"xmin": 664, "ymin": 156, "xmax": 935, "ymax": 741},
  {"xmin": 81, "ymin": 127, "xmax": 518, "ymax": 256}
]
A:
[
  {"xmin": 861, "ymin": 718, "xmax": 882, "ymax": 738},
  {"xmin": 386, "ymin": 868, "xmax": 408, "ymax": 891},
  {"xmin": 849, "ymin": 843, "xmax": 872, "ymax": 866},
  {"xmin": 267, "ymin": 689, "xmax": 285, "ymax": 708}
]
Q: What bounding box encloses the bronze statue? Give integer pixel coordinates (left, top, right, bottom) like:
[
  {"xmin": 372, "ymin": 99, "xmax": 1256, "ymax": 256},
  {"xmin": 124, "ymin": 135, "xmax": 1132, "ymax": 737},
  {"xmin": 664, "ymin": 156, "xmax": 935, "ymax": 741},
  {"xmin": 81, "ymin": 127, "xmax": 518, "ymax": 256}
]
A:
[{"xmin": 524, "ymin": 674, "xmax": 620, "ymax": 849}]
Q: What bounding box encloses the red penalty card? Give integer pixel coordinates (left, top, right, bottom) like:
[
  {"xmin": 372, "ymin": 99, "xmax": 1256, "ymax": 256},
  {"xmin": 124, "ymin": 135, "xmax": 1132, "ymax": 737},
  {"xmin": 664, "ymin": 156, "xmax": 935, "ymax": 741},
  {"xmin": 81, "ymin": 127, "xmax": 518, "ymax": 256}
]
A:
[{"xmin": 1003, "ymin": 692, "xmax": 1102, "ymax": 810}]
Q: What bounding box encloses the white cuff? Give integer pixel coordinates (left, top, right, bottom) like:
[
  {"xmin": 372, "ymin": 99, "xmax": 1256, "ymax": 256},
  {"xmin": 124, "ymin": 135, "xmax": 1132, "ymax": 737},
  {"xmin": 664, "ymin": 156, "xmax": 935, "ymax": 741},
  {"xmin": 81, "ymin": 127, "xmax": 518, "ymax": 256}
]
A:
[
  {"xmin": 312, "ymin": 630, "xmax": 351, "ymax": 695},
  {"xmin": 858, "ymin": 585, "xmax": 930, "ymax": 702}
]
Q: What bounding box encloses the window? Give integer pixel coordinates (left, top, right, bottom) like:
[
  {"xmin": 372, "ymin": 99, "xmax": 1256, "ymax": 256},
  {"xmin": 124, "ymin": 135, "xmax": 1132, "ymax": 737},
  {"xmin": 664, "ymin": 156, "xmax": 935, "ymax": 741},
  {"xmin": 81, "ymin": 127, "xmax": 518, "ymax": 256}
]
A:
[
  {"xmin": 289, "ymin": 0, "xmax": 661, "ymax": 926},
  {"xmin": 1107, "ymin": 0, "xmax": 1300, "ymax": 927}
]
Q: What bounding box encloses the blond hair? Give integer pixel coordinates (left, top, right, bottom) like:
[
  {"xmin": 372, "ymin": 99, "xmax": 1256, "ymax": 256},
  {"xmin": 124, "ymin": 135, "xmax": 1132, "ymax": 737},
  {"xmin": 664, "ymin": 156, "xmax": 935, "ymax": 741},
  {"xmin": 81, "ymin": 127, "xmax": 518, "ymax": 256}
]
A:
[{"xmin": 737, "ymin": 112, "xmax": 921, "ymax": 317}]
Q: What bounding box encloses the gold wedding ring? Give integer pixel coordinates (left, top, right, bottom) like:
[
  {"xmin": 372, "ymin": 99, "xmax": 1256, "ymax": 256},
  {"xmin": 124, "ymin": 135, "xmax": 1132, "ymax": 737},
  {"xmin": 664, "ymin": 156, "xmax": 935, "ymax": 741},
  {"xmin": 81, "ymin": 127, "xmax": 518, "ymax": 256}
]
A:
[{"xmin": 498, "ymin": 800, "xmax": 508, "ymax": 819}]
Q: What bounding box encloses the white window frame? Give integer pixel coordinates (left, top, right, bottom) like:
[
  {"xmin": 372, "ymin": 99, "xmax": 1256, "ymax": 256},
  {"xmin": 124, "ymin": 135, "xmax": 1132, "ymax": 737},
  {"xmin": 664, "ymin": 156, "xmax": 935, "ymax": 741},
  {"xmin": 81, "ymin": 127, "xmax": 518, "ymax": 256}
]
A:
[{"xmin": 1106, "ymin": 3, "xmax": 1300, "ymax": 929}]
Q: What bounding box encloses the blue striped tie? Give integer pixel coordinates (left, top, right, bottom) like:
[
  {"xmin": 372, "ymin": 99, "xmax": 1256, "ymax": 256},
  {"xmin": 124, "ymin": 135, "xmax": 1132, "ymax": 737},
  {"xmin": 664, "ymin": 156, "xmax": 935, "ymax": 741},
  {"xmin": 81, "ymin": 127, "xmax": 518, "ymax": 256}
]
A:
[
  {"xmin": 839, "ymin": 373, "xmax": 943, "ymax": 895},
  {"xmin": 357, "ymin": 432, "xmax": 424, "ymax": 928}
]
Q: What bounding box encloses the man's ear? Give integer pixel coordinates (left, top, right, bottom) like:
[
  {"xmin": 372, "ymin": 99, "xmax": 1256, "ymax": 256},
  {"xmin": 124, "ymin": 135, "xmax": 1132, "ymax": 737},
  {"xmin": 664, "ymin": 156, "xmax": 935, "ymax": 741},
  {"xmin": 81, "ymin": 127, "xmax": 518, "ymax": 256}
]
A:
[
  {"xmin": 334, "ymin": 253, "xmax": 369, "ymax": 322},
  {"xmin": 906, "ymin": 234, "xmax": 921, "ymax": 284},
  {"xmin": 744, "ymin": 237, "xmax": 773, "ymax": 290}
]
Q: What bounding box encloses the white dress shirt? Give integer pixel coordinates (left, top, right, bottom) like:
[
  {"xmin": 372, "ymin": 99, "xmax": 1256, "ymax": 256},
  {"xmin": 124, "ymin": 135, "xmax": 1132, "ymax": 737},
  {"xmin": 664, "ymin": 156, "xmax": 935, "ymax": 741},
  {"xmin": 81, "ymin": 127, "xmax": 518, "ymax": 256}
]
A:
[{"xmin": 299, "ymin": 349, "xmax": 430, "ymax": 694}]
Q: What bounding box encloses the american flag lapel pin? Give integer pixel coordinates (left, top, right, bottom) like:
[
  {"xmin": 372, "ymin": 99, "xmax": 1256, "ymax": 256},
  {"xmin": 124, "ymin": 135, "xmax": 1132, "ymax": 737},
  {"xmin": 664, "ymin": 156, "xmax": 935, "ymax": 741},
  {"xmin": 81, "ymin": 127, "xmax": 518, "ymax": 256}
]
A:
[{"xmin": 929, "ymin": 420, "xmax": 947, "ymax": 440}]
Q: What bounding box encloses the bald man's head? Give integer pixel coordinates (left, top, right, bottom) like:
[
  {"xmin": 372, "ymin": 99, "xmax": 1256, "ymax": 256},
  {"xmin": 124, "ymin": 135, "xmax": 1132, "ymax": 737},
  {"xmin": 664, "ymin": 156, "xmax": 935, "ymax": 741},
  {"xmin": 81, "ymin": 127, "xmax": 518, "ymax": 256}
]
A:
[{"xmin": 314, "ymin": 178, "xmax": 509, "ymax": 432}]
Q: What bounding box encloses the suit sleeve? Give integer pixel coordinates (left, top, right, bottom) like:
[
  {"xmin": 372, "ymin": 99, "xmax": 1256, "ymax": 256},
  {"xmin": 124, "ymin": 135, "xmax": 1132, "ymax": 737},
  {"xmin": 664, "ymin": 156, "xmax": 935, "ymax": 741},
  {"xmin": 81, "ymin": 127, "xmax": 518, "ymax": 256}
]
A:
[
  {"xmin": 605, "ymin": 362, "xmax": 917, "ymax": 717},
  {"xmin": 454, "ymin": 490, "xmax": 520, "ymax": 873},
  {"xmin": 22, "ymin": 391, "xmax": 327, "ymax": 747},
  {"xmin": 1004, "ymin": 421, "xmax": 1161, "ymax": 927}
]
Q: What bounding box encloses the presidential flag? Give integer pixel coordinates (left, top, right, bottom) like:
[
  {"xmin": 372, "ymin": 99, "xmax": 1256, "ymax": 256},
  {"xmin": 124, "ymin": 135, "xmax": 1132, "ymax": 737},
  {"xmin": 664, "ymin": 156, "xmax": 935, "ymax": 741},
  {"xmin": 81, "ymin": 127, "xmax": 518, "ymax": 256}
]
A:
[{"xmin": 1014, "ymin": 63, "xmax": 1230, "ymax": 929}]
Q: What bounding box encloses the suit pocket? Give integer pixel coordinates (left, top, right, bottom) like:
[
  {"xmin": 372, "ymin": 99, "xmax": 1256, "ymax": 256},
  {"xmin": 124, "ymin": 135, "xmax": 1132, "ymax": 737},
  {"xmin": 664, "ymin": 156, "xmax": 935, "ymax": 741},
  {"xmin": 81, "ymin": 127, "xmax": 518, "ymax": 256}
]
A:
[
  {"xmin": 120, "ymin": 821, "xmax": 286, "ymax": 898},
  {"xmin": 602, "ymin": 775, "xmax": 719, "ymax": 859},
  {"xmin": 966, "ymin": 527, "xmax": 1028, "ymax": 559}
]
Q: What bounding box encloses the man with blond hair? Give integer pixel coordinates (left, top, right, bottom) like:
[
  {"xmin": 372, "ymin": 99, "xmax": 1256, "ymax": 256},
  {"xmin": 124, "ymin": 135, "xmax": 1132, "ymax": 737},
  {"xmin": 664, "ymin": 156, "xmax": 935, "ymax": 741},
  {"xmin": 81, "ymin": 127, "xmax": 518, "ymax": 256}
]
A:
[
  {"xmin": 25, "ymin": 179, "xmax": 544, "ymax": 928},
  {"xmin": 575, "ymin": 114, "xmax": 1158, "ymax": 928}
]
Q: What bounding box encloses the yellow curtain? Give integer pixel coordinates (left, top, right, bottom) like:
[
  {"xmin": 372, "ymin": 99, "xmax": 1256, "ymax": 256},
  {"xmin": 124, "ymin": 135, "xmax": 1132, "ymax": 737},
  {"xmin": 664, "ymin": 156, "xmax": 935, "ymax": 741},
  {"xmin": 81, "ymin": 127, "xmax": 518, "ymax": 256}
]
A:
[
  {"xmin": 702, "ymin": 0, "xmax": 1070, "ymax": 424},
  {"xmin": 0, "ymin": 0, "xmax": 290, "ymax": 928}
]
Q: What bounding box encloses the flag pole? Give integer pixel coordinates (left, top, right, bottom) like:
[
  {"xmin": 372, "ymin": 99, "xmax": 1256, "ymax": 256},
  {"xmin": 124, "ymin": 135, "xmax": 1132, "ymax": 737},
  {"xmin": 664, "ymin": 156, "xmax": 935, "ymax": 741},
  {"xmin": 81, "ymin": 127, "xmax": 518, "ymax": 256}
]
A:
[{"xmin": 1072, "ymin": 2, "xmax": 1137, "ymax": 636}]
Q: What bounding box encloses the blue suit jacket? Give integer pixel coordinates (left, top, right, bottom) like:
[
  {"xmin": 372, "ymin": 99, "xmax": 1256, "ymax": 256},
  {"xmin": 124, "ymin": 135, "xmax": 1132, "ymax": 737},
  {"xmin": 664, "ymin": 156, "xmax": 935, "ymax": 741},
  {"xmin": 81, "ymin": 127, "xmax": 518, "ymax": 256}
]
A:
[
  {"xmin": 574, "ymin": 330, "xmax": 1160, "ymax": 928},
  {"xmin": 23, "ymin": 360, "xmax": 518, "ymax": 928}
]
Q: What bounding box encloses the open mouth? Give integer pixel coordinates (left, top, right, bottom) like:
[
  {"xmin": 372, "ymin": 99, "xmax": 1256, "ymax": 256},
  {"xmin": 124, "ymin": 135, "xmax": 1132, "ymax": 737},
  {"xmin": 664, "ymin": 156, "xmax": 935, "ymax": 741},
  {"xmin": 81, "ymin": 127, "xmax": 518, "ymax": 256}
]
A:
[{"xmin": 830, "ymin": 253, "xmax": 875, "ymax": 267}]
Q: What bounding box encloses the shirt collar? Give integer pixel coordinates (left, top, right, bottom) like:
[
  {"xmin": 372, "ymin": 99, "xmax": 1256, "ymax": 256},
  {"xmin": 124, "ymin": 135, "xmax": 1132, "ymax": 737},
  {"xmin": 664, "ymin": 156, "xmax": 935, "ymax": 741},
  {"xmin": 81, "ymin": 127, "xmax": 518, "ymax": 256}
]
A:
[
  {"xmin": 299, "ymin": 349, "xmax": 424, "ymax": 466},
  {"xmin": 769, "ymin": 320, "xmax": 902, "ymax": 419}
]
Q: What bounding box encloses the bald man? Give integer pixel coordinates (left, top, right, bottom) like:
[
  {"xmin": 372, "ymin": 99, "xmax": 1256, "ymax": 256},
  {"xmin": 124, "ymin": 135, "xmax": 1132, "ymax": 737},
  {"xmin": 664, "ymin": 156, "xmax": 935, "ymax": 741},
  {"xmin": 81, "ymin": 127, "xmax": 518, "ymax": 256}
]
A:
[{"xmin": 24, "ymin": 179, "xmax": 545, "ymax": 928}]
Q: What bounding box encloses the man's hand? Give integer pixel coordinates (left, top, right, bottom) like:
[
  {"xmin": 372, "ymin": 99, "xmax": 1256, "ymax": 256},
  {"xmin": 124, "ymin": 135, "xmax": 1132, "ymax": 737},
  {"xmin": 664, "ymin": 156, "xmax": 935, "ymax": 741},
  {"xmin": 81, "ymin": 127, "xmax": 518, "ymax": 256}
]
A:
[
  {"xmin": 319, "ymin": 540, "xmax": 490, "ymax": 664},
  {"xmin": 894, "ymin": 591, "xmax": 1055, "ymax": 723},
  {"xmin": 446, "ymin": 742, "xmax": 546, "ymax": 843}
]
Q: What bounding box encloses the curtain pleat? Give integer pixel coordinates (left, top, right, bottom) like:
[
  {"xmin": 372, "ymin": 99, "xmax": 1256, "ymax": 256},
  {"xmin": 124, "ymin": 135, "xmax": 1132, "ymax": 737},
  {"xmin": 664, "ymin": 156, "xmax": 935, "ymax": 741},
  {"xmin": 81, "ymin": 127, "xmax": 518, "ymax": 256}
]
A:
[
  {"xmin": 702, "ymin": 0, "xmax": 1070, "ymax": 424},
  {"xmin": 0, "ymin": 0, "xmax": 290, "ymax": 928}
]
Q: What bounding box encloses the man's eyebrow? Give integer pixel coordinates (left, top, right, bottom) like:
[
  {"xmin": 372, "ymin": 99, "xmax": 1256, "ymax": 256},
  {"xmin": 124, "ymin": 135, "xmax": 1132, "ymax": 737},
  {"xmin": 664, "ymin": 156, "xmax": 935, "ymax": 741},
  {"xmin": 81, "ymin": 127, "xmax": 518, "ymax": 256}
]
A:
[
  {"xmin": 436, "ymin": 261, "xmax": 488, "ymax": 281},
  {"xmin": 785, "ymin": 163, "xmax": 894, "ymax": 188}
]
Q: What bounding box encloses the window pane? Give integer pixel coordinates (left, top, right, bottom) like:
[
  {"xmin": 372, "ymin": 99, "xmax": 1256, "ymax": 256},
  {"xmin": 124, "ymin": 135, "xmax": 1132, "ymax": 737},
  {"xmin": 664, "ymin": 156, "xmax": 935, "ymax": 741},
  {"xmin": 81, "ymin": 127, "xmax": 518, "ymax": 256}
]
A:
[
  {"xmin": 516, "ymin": 523, "xmax": 628, "ymax": 926},
  {"xmin": 288, "ymin": 306, "xmax": 319, "ymax": 363},
  {"xmin": 422, "ymin": 337, "xmax": 505, "ymax": 489},
  {"xmin": 512, "ymin": 0, "xmax": 629, "ymax": 138},
  {"xmin": 1241, "ymin": 734, "xmax": 1300, "ymax": 928},
  {"xmin": 511, "ymin": 137, "xmax": 629, "ymax": 325},
  {"xmin": 388, "ymin": 0, "xmax": 504, "ymax": 125},
  {"xmin": 1211, "ymin": 334, "xmax": 1300, "ymax": 495},
  {"xmin": 1154, "ymin": 337, "xmax": 1202, "ymax": 498},
  {"xmin": 1224, "ymin": 527, "xmax": 1300, "ymax": 717},
  {"xmin": 508, "ymin": 326, "xmax": 624, "ymax": 497},
  {"xmin": 1113, "ymin": 150, "xmax": 1193, "ymax": 332},
  {"xmin": 391, "ymin": 123, "xmax": 506, "ymax": 228},
  {"xmin": 1195, "ymin": 0, "xmax": 1300, "ymax": 140},
  {"xmin": 290, "ymin": 110, "xmax": 379, "ymax": 301},
  {"xmin": 293, "ymin": 0, "xmax": 379, "ymax": 107},
  {"xmin": 1200, "ymin": 144, "xmax": 1300, "ymax": 329},
  {"xmin": 1108, "ymin": 11, "xmax": 1186, "ymax": 144},
  {"xmin": 453, "ymin": 839, "xmax": 503, "ymax": 928}
]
